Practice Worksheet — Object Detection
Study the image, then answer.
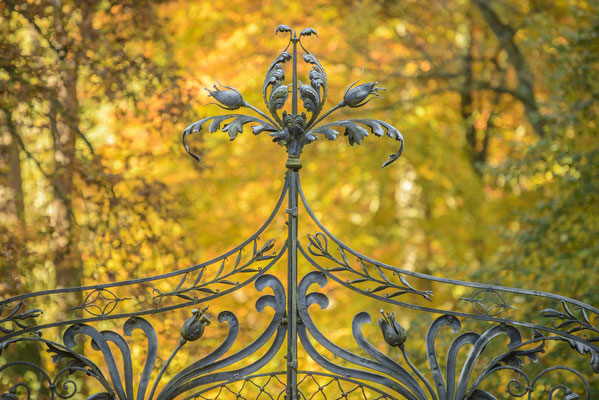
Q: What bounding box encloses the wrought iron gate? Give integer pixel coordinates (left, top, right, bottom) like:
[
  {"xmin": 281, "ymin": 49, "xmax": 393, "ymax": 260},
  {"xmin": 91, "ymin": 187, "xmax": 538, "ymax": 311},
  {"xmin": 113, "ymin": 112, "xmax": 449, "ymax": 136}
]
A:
[{"xmin": 1, "ymin": 26, "xmax": 598, "ymax": 400}]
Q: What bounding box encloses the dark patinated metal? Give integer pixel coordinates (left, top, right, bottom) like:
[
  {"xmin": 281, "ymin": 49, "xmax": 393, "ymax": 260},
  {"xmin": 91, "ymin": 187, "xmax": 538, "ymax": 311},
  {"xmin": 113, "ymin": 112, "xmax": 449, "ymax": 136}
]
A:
[{"xmin": 1, "ymin": 25, "xmax": 598, "ymax": 400}]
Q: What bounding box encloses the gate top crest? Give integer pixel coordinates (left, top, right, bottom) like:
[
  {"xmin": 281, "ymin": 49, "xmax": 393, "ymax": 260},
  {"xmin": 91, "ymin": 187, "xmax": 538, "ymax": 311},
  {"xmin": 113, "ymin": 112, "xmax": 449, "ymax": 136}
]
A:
[
  {"xmin": 1, "ymin": 25, "xmax": 598, "ymax": 400},
  {"xmin": 181, "ymin": 24, "xmax": 403, "ymax": 170}
]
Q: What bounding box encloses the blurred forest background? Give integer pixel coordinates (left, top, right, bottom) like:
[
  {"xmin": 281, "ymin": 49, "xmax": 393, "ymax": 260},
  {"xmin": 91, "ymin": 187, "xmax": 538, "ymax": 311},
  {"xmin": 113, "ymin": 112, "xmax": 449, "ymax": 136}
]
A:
[
  {"xmin": 2, "ymin": 0, "xmax": 598, "ymax": 305},
  {"xmin": 1, "ymin": 0, "xmax": 598, "ymax": 396}
]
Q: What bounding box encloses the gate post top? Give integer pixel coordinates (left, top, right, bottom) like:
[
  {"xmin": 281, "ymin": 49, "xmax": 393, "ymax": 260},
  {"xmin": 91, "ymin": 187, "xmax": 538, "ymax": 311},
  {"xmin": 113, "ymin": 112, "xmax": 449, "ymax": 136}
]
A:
[{"xmin": 182, "ymin": 24, "xmax": 404, "ymax": 171}]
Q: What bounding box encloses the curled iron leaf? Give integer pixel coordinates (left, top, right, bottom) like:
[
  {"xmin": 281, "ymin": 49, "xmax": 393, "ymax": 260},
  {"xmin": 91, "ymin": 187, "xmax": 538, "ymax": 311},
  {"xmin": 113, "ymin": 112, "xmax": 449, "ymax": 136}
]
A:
[
  {"xmin": 311, "ymin": 119, "xmax": 403, "ymax": 167},
  {"xmin": 300, "ymin": 132, "xmax": 318, "ymax": 145},
  {"xmin": 298, "ymin": 81, "xmax": 320, "ymax": 112},
  {"xmin": 309, "ymin": 68, "xmax": 326, "ymax": 94},
  {"xmin": 269, "ymin": 85, "xmax": 290, "ymax": 112},
  {"xmin": 263, "ymin": 65, "xmax": 285, "ymax": 94},
  {"xmin": 275, "ymin": 25, "xmax": 292, "ymax": 35},
  {"xmin": 300, "ymin": 27, "xmax": 318, "ymax": 37},
  {"xmin": 262, "ymin": 54, "xmax": 292, "ymax": 124},
  {"xmin": 182, "ymin": 115, "xmax": 277, "ymax": 163}
]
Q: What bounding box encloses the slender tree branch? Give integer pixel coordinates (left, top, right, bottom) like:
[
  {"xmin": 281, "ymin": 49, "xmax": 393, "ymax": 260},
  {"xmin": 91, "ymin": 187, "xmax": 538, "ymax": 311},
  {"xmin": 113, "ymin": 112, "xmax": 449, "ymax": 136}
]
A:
[
  {"xmin": 0, "ymin": 106, "xmax": 79, "ymax": 226},
  {"xmin": 472, "ymin": 0, "xmax": 545, "ymax": 136},
  {"xmin": 0, "ymin": 107, "xmax": 51, "ymax": 181}
]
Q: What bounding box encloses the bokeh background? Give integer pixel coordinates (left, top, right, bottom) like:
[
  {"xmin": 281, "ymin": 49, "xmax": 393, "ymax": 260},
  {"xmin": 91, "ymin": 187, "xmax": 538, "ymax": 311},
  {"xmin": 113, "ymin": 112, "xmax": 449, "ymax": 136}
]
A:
[{"xmin": 1, "ymin": 0, "xmax": 598, "ymax": 397}]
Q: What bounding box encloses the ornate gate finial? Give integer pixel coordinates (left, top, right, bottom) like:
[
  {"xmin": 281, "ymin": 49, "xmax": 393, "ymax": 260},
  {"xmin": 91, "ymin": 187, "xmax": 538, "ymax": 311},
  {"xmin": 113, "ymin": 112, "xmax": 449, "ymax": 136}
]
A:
[{"xmin": 182, "ymin": 25, "xmax": 404, "ymax": 170}]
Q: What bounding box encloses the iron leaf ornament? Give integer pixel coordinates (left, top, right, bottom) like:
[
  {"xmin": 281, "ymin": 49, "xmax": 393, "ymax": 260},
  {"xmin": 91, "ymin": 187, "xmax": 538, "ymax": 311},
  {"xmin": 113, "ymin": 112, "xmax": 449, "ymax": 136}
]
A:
[{"xmin": 182, "ymin": 25, "xmax": 404, "ymax": 169}]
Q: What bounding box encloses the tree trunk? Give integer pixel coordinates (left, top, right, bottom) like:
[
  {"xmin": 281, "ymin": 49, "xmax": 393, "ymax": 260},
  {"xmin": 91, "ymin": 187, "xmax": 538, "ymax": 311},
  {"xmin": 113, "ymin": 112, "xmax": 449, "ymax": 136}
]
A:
[
  {"xmin": 472, "ymin": 0, "xmax": 546, "ymax": 136},
  {"xmin": 460, "ymin": 15, "xmax": 480, "ymax": 172},
  {"xmin": 0, "ymin": 108, "xmax": 25, "ymax": 230},
  {"xmin": 50, "ymin": 4, "xmax": 81, "ymax": 289}
]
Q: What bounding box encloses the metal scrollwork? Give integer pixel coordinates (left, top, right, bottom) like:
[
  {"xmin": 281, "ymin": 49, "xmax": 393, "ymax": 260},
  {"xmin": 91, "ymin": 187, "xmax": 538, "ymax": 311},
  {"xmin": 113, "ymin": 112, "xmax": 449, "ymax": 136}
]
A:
[
  {"xmin": 2, "ymin": 24, "xmax": 599, "ymax": 399},
  {"xmin": 0, "ymin": 302, "xmax": 42, "ymax": 334},
  {"xmin": 459, "ymin": 289, "xmax": 516, "ymax": 317},
  {"xmin": 0, "ymin": 275, "xmax": 286, "ymax": 400},
  {"xmin": 182, "ymin": 24, "xmax": 403, "ymax": 168},
  {"xmin": 542, "ymin": 301, "xmax": 599, "ymax": 340},
  {"xmin": 306, "ymin": 232, "xmax": 432, "ymax": 301},
  {"xmin": 297, "ymin": 271, "xmax": 590, "ymax": 399},
  {"xmin": 151, "ymin": 236, "xmax": 279, "ymax": 304},
  {"xmin": 70, "ymin": 288, "xmax": 131, "ymax": 317}
]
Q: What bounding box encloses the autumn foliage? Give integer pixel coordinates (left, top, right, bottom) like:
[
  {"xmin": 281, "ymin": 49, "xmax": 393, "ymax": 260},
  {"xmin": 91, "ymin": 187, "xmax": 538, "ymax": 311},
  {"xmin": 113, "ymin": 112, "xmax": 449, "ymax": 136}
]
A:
[{"xmin": 1, "ymin": 0, "xmax": 598, "ymax": 397}]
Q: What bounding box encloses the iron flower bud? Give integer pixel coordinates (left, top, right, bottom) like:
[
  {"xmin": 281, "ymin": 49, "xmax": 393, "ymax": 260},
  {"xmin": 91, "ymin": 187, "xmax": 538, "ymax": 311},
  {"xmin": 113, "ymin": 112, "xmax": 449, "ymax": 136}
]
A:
[
  {"xmin": 205, "ymin": 84, "xmax": 244, "ymax": 110},
  {"xmin": 181, "ymin": 307, "xmax": 210, "ymax": 342},
  {"xmin": 378, "ymin": 310, "xmax": 406, "ymax": 347},
  {"xmin": 342, "ymin": 81, "xmax": 384, "ymax": 108}
]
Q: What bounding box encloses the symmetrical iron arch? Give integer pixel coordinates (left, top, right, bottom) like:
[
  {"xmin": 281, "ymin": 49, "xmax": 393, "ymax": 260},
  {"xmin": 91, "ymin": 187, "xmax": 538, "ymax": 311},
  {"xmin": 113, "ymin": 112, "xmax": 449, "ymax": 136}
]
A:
[{"xmin": 1, "ymin": 25, "xmax": 598, "ymax": 400}]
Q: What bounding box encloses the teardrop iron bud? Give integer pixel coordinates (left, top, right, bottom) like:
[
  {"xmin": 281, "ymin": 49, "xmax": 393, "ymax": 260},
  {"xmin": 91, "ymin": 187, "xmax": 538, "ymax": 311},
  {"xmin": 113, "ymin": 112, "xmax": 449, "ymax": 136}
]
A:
[
  {"xmin": 378, "ymin": 310, "xmax": 407, "ymax": 347},
  {"xmin": 181, "ymin": 306, "xmax": 211, "ymax": 342},
  {"xmin": 205, "ymin": 83, "xmax": 244, "ymax": 110},
  {"xmin": 342, "ymin": 79, "xmax": 384, "ymax": 108}
]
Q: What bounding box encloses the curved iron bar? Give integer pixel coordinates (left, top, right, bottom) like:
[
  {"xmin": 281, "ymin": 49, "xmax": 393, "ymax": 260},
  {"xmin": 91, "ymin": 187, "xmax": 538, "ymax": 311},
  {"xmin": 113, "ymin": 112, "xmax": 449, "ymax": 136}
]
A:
[
  {"xmin": 306, "ymin": 231, "xmax": 432, "ymax": 301},
  {"xmin": 297, "ymin": 271, "xmax": 428, "ymax": 400},
  {"xmin": 466, "ymin": 365, "xmax": 590, "ymax": 399},
  {"xmin": 296, "ymin": 271, "xmax": 591, "ymax": 400},
  {"xmin": 0, "ymin": 341, "xmax": 113, "ymax": 396},
  {"xmin": 297, "ymin": 173, "xmax": 599, "ymax": 315},
  {"xmin": 150, "ymin": 234, "xmax": 280, "ymax": 305},
  {"xmin": 157, "ymin": 274, "xmax": 287, "ymax": 399},
  {"xmin": 0, "ymin": 363, "xmax": 115, "ymax": 399},
  {"xmin": 0, "ymin": 176, "xmax": 288, "ymax": 308},
  {"xmin": 157, "ymin": 311, "xmax": 240, "ymax": 396},
  {"xmin": 52, "ymin": 367, "xmax": 97, "ymax": 399},
  {"xmin": 297, "ymin": 174, "xmax": 599, "ymax": 337},
  {"xmin": 184, "ymin": 370, "xmax": 399, "ymax": 400},
  {"xmin": 0, "ymin": 243, "xmax": 286, "ymax": 343},
  {"xmin": 1, "ymin": 275, "xmax": 286, "ymax": 400},
  {"xmin": 299, "ymin": 242, "xmax": 599, "ymax": 368},
  {"xmin": 0, "ymin": 180, "xmax": 288, "ymax": 340},
  {"xmin": 2, "ymin": 383, "xmax": 32, "ymax": 400}
]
